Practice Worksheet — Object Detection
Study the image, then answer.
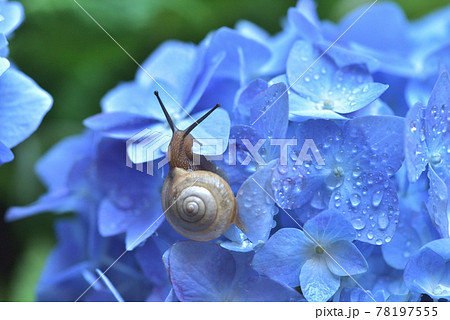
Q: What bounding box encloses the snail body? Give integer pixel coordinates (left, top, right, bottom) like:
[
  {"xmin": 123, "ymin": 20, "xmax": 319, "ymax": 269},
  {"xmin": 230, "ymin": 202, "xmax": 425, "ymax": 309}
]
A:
[{"xmin": 154, "ymin": 91, "xmax": 240, "ymax": 241}]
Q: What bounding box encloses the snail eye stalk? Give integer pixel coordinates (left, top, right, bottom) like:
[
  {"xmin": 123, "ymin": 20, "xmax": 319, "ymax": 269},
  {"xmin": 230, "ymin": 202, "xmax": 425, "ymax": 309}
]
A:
[
  {"xmin": 154, "ymin": 90, "xmax": 177, "ymax": 133},
  {"xmin": 183, "ymin": 103, "xmax": 221, "ymax": 138}
]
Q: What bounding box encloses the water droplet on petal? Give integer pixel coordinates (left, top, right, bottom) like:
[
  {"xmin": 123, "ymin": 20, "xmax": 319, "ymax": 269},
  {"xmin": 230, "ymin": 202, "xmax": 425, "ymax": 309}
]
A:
[
  {"xmin": 375, "ymin": 239, "xmax": 383, "ymax": 245},
  {"xmin": 372, "ymin": 190, "xmax": 383, "ymax": 207},
  {"xmin": 335, "ymin": 199, "xmax": 341, "ymax": 208},
  {"xmin": 352, "ymin": 218, "xmax": 365, "ymax": 230},
  {"xmin": 352, "ymin": 166, "xmax": 362, "ymax": 178},
  {"xmin": 367, "ymin": 231, "xmax": 374, "ymax": 240},
  {"xmin": 350, "ymin": 193, "xmax": 361, "ymax": 207},
  {"xmin": 378, "ymin": 213, "xmax": 389, "ymax": 230}
]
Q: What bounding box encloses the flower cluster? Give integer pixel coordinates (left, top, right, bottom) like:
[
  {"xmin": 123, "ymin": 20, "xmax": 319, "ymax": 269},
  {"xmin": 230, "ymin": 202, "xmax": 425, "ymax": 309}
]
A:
[
  {"xmin": 7, "ymin": 0, "xmax": 450, "ymax": 301},
  {"xmin": 0, "ymin": 0, "xmax": 52, "ymax": 165}
]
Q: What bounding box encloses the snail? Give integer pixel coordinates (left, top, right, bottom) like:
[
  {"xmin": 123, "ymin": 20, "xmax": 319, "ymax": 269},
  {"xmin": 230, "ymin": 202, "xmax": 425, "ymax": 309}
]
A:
[{"xmin": 155, "ymin": 91, "xmax": 244, "ymax": 241}]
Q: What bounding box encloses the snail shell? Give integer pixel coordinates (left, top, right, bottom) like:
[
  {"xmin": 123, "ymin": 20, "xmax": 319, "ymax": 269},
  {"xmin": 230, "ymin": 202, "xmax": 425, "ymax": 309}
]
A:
[{"xmin": 162, "ymin": 167, "xmax": 237, "ymax": 241}]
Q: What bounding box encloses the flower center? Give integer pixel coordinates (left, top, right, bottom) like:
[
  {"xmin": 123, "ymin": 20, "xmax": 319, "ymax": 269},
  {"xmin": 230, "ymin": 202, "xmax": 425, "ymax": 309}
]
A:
[
  {"xmin": 315, "ymin": 246, "xmax": 324, "ymax": 254},
  {"xmin": 316, "ymin": 99, "xmax": 334, "ymax": 111},
  {"xmin": 334, "ymin": 166, "xmax": 344, "ymax": 178}
]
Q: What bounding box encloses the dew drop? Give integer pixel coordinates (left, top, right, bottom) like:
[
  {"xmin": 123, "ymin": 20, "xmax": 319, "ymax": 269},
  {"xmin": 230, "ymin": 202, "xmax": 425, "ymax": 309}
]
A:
[
  {"xmin": 384, "ymin": 236, "xmax": 392, "ymax": 243},
  {"xmin": 378, "ymin": 214, "xmax": 389, "ymax": 230},
  {"xmin": 350, "ymin": 193, "xmax": 361, "ymax": 207},
  {"xmin": 352, "ymin": 166, "xmax": 362, "ymax": 178},
  {"xmin": 410, "ymin": 121, "xmax": 417, "ymax": 133},
  {"xmin": 352, "ymin": 218, "xmax": 365, "ymax": 230},
  {"xmin": 431, "ymin": 105, "xmax": 438, "ymax": 118},
  {"xmin": 334, "ymin": 199, "xmax": 341, "ymax": 208},
  {"xmin": 304, "ymin": 76, "xmax": 311, "ymax": 82},
  {"xmin": 375, "ymin": 239, "xmax": 383, "ymax": 245},
  {"xmin": 367, "ymin": 231, "xmax": 374, "ymax": 240},
  {"xmin": 372, "ymin": 190, "xmax": 383, "ymax": 207},
  {"xmin": 277, "ymin": 165, "xmax": 288, "ymax": 175}
]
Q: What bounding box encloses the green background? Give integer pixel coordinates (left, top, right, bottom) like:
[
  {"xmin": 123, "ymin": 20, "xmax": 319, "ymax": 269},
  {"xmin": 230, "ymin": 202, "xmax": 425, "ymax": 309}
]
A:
[{"xmin": 0, "ymin": 0, "xmax": 447, "ymax": 301}]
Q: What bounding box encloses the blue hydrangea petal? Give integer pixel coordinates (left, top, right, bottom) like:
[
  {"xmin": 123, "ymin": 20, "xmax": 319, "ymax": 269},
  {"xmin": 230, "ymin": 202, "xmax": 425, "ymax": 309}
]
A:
[
  {"xmin": 330, "ymin": 65, "xmax": 388, "ymax": 114},
  {"xmin": 136, "ymin": 41, "xmax": 199, "ymax": 103},
  {"xmin": 222, "ymin": 125, "xmax": 261, "ymax": 192},
  {"xmin": 37, "ymin": 132, "xmax": 96, "ymax": 191},
  {"xmin": 405, "ymin": 75, "xmax": 435, "ymax": 107},
  {"xmin": 5, "ymin": 189, "xmax": 72, "ymax": 221},
  {"xmin": 0, "ymin": 0, "xmax": 24, "ymax": 35},
  {"xmin": 424, "ymin": 70, "xmax": 450, "ymax": 154},
  {"xmin": 405, "ymin": 102, "xmax": 429, "ymax": 182},
  {"xmin": 272, "ymin": 120, "xmax": 341, "ymax": 209},
  {"xmin": 203, "ymin": 27, "xmax": 271, "ymax": 82},
  {"xmin": 304, "ymin": 209, "xmax": 356, "ymax": 244},
  {"xmin": 233, "ymin": 78, "xmax": 268, "ymax": 124},
  {"xmin": 300, "ymin": 256, "xmax": 340, "ymax": 302},
  {"xmin": 0, "ymin": 140, "xmax": 13, "ymax": 164},
  {"xmin": 234, "ymin": 161, "xmax": 278, "ymax": 244},
  {"xmin": 98, "ymin": 199, "xmax": 128, "ymax": 237},
  {"xmin": 427, "ymin": 166, "xmax": 449, "ymax": 238},
  {"xmin": 167, "ymin": 241, "xmax": 236, "ymax": 301},
  {"xmin": 235, "ymin": 275, "xmax": 304, "ymax": 302},
  {"xmin": 330, "ymin": 171, "xmax": 400, "ymax": 245},
  {"xmin": 325, "ymin": 241, "xmax": 368, "ymax": 276},
  {"xmin": 404, "ymin": 242, "xmax": 450, "ymax": 299},
  {"xmin": 344, "ymin": 115, "xmax": 405, "ymax": 175},
  {"xmin": 346, "ymin": 99, "xmax": 394, "ymax": 118},
  {"xmin": 178, "ymin": 108, "xmax": 230, "ymax": 156},
  {"xmin": 287, "ymin": 40, "xmax": 336, "ymax": 100},
  {"xmin": 289, "ymin": 94, "xmax": 348, "ymax": 120},
  {"xmin": 317, "ymin": 43, "xmax": 380, "ymax": 72},
  {"xmin": 287, "ymin": 7, "xmax": 321, "ymax": 42},
  {"xmin": 250, "ymin": 82, "xmax": 289, "ymax": 140},
  {"xmin": 252, "ymin": 228, "xmax": 315, "ymax": 287},
  {"xmin": 381, "ymin": 218, "xmax": 423, "ymax": 270},
  {"xmin": 0, "ymin": 57, "xmax": 9, "ymax": 75},
  {"xmin": 101, "ymin": 82, "xmax": 161, "ymax": 118},
  {"xmin": 338, "ymin": 288, "xmax": 385, "ymax": 302},
  {"xmin": 0, "ymin": 68, "xmax": 52, "ymax": 148},
  {"xmin": 336, "ymin": 2, "xmax": 414, "ymax": 76},
  {"xmin": 83, "ymin": 112, "xmax": 158, "ymax": 139},
  {"xmin": 135, "ymin": 238, "xmax": 171, "ymax": 290},
  {"xmin": 272, "ymin": 157, "xmax": 330, "ymax": 210}
]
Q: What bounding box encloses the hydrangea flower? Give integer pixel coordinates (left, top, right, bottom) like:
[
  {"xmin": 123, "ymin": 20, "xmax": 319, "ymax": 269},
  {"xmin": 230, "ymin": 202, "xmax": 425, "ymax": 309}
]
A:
[
  {"xmin": 381, "ymin": 167, "xmax": 439, "ymax": 270},
  {"xmin": 405, "ymin": 69, "xmax": 450, "ymax": 237},
  {"xmin": 163, "ymin": 241, "xmax": 303, "ymax": 301},
  {"xmin": 7, "ymin": 132, "xmax": 165, "ymax": 250},
  {"xmin": 404, "ymin": 238, "xmax": 450, "ymax": 300},
  {"xmin": 84, "ymin": 27, "xmax": 272, "ymax": 163},
  {"xmin": 253, "ymin": 210, "xmax": 368, "ymax": 302},
  {"xmin": 272, "ymin": 115, "xmax": 404, "ymax": 244},
  {"xmin": 322, "ymin": 2, "xmax": 415, "ymax": 78},
  {"xmin": 336, "ymin": 245, "xmax": 421, "ymax": 302},
  {"xmin": 8, "ymin": 0, "xmax": 450, "ymax": 303},
  {"xmin": 286, "ymin": 40, "xmax": 388, "ymax": 120},
  {"xmin": 37, "ymin": 218, "xmax": 158, "ymax": 302},
  {"xmin": 0, "ymin": 0, "xmax": 52, "ymax": 165}
]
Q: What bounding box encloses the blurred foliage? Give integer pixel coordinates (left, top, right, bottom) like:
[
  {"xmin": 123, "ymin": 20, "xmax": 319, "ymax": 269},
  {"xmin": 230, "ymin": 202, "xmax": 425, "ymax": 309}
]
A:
[{"xmin": 0, "ymin": 0, "xmax": 447, "ymax": 301}]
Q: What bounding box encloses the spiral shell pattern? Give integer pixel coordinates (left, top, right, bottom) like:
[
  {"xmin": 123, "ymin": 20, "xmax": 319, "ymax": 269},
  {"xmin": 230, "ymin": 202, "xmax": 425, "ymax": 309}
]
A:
[{"xmin": 162, "ymin": 167, "xmax": 237, "ymax": 241}]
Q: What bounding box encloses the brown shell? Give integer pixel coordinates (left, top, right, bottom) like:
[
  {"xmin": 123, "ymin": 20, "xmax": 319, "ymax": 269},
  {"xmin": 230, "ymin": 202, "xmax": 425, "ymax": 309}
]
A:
[{"xmin": 162, "ymin": 168, "xmax": 237, "ymax": 241}]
